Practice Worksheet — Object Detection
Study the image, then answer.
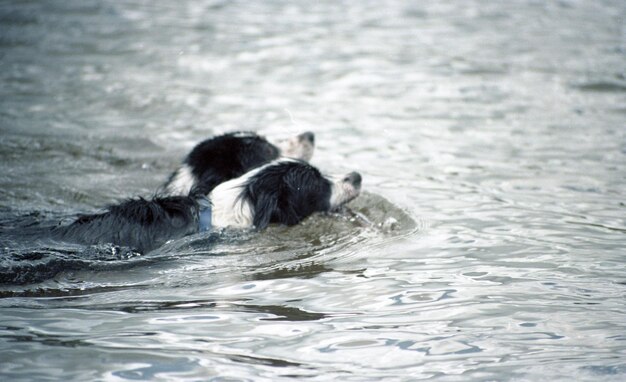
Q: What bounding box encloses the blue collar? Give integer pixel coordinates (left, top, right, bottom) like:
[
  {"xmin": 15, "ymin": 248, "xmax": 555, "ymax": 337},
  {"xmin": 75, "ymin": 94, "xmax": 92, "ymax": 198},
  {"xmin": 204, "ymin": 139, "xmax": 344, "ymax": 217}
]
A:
[{"xmin": 197, "ymin": 197, "xmax": 212, "ymax": 232}]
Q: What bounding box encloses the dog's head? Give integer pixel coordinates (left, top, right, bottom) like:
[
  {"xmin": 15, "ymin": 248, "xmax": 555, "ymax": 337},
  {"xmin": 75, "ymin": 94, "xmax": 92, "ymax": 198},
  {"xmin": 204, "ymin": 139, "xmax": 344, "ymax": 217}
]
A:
[{"xmin": 209, "ymin": 159, "xmax": 361, "ymax": 230}]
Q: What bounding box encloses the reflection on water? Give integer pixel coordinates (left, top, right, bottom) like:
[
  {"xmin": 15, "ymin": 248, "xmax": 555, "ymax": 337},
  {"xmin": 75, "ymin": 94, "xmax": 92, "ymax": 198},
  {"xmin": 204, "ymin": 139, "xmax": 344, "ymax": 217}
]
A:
[{"xmin": 1, "ymin": 0, "xmax": 625, "ymax": 380}]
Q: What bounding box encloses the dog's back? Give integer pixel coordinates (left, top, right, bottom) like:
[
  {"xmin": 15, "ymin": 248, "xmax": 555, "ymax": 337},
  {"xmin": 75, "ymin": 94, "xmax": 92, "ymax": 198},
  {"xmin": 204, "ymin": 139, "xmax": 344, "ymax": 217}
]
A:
[{"xmin": 54, "ymin": 196, "xmax": 199, "ymax": 253}]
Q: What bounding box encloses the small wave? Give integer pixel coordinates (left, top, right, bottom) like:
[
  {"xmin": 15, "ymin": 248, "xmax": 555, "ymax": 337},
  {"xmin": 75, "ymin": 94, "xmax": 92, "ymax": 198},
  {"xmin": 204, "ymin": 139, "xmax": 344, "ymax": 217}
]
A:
[
  {"xmin": 572, "ymin": 80, "xmax": 626, "ymax": 93},
  {"xmin": 0, "ymin": 244, "xmax": 145, "ymax": 285},
  {"xmin": 0, "ymin": 192, "xmax": 414, "ymax": 286}
]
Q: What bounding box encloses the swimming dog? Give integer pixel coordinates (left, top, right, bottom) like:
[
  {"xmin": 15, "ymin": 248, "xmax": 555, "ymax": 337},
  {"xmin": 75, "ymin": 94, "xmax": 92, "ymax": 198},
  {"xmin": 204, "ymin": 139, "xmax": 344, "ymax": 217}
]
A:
[
  {"xmin": 56, "ymin": 159, "xmax": 362, "ymax": 253},
  {"xmin": 162, "ymin": 131, "xmax": 315, "ymax": 196}
]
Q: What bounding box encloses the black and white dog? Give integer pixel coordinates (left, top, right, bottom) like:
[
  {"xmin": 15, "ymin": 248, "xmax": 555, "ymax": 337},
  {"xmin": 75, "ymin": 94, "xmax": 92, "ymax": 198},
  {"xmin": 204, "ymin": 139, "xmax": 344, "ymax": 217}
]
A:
[
  {"xmin": 55, "ymin": 159, "xmax": 362, "ymax": 253},
  {"xmin": 162, "ymin": 131, "xmax": 315, "ymax": 196}
]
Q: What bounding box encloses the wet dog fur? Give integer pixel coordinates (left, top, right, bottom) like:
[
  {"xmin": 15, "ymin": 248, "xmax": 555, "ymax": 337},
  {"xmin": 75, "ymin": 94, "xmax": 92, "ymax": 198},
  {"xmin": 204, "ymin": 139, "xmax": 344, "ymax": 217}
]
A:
[
  {"xmin": 56, "ymin": 159, "xmax": 361, "ymax": 253},
  {"xmin": 162, "ymin": 131, "xmax": 315, "ymax": 196}
]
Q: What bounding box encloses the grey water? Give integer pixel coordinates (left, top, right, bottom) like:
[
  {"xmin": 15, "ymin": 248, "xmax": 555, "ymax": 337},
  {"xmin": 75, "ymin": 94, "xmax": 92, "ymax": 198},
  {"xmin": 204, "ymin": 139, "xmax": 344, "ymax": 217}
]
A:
[{"xmin": 1, "ymin": 0, "xmax": 625, "ymax": 380}]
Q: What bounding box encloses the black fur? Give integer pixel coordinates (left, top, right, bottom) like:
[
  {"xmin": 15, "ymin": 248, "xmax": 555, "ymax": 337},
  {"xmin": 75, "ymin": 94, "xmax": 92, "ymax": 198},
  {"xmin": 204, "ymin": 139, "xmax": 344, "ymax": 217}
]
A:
[
  {"xmin": 163, "ymin": 132, "xmax": 281, "ymax": 196},
  {"xmin": 54, "ymin": 196, "xmax": 200, "ymax": 253},
  {"xmin": 57, "ymin": 161, "xmax": 360, "ymax": 253},
  {"xmin": 241, "ymin": 161, "xmax": 332, "ymax": 229}
]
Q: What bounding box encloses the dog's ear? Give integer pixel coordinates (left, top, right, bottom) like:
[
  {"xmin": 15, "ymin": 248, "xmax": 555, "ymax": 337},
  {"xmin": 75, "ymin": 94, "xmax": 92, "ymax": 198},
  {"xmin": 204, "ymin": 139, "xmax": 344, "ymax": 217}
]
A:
[{"xmin": 252, "ymin": 191, "xmax": 278, "ymax": 230}]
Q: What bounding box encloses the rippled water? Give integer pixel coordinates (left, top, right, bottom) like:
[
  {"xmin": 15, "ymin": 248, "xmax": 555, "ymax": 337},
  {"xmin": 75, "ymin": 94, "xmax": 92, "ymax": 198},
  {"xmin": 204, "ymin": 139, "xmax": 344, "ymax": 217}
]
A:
[{"xmin": 1, "ymin": 0, "xmax": 625, "ymax": 380}]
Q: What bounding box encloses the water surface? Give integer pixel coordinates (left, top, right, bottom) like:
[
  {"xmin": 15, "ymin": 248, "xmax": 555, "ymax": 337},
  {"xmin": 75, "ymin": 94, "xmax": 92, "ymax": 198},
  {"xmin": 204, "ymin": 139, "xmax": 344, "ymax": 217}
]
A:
[{"xmin": 1, "ymin": 0, "xmax": 625, "ymax": 380}]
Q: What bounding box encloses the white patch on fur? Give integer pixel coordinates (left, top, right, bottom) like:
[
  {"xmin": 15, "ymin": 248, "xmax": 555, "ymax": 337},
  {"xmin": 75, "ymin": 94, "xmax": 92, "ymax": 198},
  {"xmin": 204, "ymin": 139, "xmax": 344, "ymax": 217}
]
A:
[
  {"xmin": 208, "ymin": 166, "xmax": 261, "ymax": 228},
  {"xmin": 329, "ymin": 174, "xmax": 361, "ymax": 211},
  {"xmin": 231, "ymin": 131, "xmax": 258, "ymax": 138},
  {"xmin": 209, "ymin": 159, "xmax": 298, "ymax": 228},
  {"xmin": 163, "ymin": 165, "xmax": 196, "ymax": 196},
  {"xmin": 274, "ymin": 135, "xmax": 314, "ymax": 161}
]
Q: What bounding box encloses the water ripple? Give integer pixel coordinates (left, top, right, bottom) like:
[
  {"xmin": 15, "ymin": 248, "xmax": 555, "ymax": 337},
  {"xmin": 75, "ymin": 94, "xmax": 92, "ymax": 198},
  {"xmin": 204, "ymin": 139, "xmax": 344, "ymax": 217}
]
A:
[{"xmin": 2, "ymin": 0, "xmax": 626, "ymax": 380}]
